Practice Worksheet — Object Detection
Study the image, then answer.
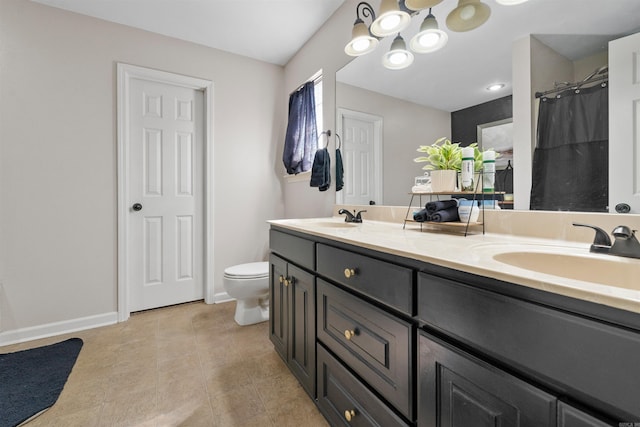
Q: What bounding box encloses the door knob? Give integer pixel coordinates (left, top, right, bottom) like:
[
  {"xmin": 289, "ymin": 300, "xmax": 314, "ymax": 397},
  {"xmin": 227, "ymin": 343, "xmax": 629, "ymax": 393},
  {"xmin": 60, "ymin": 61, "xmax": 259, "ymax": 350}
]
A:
[{"xmin": 132, "ymin": 203, "xmax": 143, "ymax": 212}]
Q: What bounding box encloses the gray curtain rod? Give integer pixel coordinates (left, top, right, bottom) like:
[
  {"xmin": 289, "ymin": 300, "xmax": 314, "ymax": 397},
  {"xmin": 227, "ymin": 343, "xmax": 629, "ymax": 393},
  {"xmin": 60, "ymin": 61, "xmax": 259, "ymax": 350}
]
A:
[{"xmin": 535, "ymin": 67, "xmax": 608, "ymax": 99}]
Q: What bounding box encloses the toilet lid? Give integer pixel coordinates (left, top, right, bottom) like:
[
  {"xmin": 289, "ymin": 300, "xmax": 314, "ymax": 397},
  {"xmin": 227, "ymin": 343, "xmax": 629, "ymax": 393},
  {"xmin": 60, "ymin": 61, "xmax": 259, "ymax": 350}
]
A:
[{"xmin": 224, "ymin": 261, "xmax": 269, "ymax": 279}]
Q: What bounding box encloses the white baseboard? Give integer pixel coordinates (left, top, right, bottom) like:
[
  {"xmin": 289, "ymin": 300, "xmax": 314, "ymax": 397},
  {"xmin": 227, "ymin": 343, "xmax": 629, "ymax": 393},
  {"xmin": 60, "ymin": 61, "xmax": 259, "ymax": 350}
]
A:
[
  {"xmin": 0, "ymin": 312, "xmax": 118, "ymax": 347},
  {"xmin": 214, "ymin": 291, "xmax": 234, "ymax": 303}
]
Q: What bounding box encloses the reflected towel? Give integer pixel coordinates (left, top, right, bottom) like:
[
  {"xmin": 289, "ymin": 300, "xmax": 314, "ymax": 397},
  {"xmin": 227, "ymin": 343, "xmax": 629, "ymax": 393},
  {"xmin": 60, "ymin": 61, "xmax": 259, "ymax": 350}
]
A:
[
  {"xmin": 429, "ymin": 206, "xmax": 460, "ymax": 222},
  {"xmin": 335, "ymin": 148, "xmax": 344, "ymax": 192},
  {"xmin": 413, "ymin": 208, "xmax": 430, "ymax": 222},
  {"xmin": 310, "ymin": 148, "xmax": 331, "ymax": 191},
  {"xmin": 426, "ymin": 199, "xmax": 457, "ymax": 214}
]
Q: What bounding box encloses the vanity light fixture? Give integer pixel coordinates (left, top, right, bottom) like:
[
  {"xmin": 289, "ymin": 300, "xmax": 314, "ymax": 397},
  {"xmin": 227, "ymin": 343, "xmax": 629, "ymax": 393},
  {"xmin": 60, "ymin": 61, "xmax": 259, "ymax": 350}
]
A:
[
  {"xmin": 370, "ymin": 0, "xmax": 412, "ymax": 37},
  {"xmin": 487, "ymin": 83, "xmax": 505, "ymax": 91},
  {"xmin": 383, "ymin": 34, "xmax": 414, "ymax": 70},
  {"xmin": 409, "ymin": 8, "xmax": 448, "ymax": 53},
  {"xmin": 345, "ymin": 0, "xmax": 526, "ymax": 68},
  {"xmin": 344, "ymin": 2, "xmax": 380, "ymax": 56},
  {"xmin": 446, "ymin": 0, "xmax": 491, "ymax": 32}
]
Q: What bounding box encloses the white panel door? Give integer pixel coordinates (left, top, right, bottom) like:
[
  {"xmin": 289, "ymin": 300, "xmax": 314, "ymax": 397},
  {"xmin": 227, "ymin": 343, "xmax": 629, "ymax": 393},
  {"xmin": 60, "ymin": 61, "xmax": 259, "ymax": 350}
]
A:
[
  {"xmin": 609, "ymin": 32, "xmax": 640, "ymax": 213},
  {"xmin": 338, "ymin": 109, "xmax": 383, "ymax": 206},
  {"xmin": 128, "ymin": 78, "xmax": 204, "ymax": 311}
]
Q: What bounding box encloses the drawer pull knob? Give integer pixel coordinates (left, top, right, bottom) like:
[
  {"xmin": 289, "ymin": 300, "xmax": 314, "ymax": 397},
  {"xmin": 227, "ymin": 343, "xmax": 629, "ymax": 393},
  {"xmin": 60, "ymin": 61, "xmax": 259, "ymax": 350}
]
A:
[
  {"xmin": 344, "ymin": 409, "xmax": 356, "ymax": 422},
  {"xmin": 279, "ymin": 275, "xmax": 284, "ymax": 284},
  {"xmin": 344, "ymin": 268, "xmax": 356, "ymax": 278},
  {"xmin": 344, "ymin": 329, "xmax": 356, "ymax": 340}
]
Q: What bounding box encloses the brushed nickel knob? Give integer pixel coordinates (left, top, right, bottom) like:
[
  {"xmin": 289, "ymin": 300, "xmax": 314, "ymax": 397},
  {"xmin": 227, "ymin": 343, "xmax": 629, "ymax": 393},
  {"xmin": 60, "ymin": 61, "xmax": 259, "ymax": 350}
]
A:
[
  {"xmin": 344, "ymin": 329, "xmax": 355, "ymax": 340},
  {"xmin": 344, "ymin": 268, "xmax": 356, "ymax": 279},
  {"xmin": 344, "ymin": 409, "xmax": 356, "ymax": 422}
]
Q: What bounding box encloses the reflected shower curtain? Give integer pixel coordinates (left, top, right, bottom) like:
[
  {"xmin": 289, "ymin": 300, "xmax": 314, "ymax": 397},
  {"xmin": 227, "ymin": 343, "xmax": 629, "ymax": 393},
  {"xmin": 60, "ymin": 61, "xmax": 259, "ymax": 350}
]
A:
[
  {"xmin": 282, "ymin": 81, "xmax": 318, "ymax": 174},
  {"xmin": 530, "ymin": 84, "xmax": 608, "ymax": 211}
]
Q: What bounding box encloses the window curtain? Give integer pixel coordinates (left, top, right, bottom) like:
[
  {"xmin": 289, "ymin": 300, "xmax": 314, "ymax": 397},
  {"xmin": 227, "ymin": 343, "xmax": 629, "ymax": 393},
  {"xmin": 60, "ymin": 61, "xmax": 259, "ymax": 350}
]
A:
[
  {"xmin": 282, "ymin": 81, "xmax": 318, "ymax": 174},
  {"xmin": 530, "ymin": 84, "xmax": 608, "ymax": 212}
]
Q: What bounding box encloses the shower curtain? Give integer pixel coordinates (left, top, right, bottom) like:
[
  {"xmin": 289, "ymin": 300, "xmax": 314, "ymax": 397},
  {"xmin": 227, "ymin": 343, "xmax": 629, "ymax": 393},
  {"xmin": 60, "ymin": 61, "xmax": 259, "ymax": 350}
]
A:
[
  {"xmin": 282, "ymin": 81, "xmax": 318, "ymax": 175},
  {"xmin": 530, "ymin": 83, "xmax": 608, "ymax": 211}
]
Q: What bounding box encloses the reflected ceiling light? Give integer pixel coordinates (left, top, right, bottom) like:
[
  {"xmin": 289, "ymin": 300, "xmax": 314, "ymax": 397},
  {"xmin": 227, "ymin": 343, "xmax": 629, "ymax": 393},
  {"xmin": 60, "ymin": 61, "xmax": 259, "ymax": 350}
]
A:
[
  {"xmin": 495, "ymin": 0, "xmax": 529, "ymax": 4},
  {"xmin": 409, "ymin": 9, "xmax": 448, "ymax": 53},
  {"xmin": 345, "ymin": 2, "xmax": 379, "ymax": 56},
  {"xmin": 487, "ymin": 83, "xmax": 505, "ymax": 91},
  {"xmin": 382, "ymin": 34, "xmax": 414, "ymax": 70},
  {"xmin": 405, "ymin": 0, "xmax": 443, "ymax": 11},
  {"xmin": 446, "ymin": 0, "xmax": 491, "ymax": 32},
  {"xmin": 370, "ymin": 0, "xmax": 412, "ymax": 37}
]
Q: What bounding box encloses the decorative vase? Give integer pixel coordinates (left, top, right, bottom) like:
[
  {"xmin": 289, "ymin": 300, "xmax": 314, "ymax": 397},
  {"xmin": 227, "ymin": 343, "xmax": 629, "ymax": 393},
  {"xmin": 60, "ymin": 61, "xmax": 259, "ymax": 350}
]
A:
[{"xmin": 430, "ymin": 169, "xmax": 457, "ymax": 192}]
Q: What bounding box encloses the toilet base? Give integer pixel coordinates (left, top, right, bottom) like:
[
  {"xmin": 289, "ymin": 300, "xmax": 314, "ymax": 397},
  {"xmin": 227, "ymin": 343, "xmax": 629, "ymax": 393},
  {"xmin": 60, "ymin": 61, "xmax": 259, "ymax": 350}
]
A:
[{"xmin": 234, "ymin": 296, "xmax": 269, "ymax": 326}]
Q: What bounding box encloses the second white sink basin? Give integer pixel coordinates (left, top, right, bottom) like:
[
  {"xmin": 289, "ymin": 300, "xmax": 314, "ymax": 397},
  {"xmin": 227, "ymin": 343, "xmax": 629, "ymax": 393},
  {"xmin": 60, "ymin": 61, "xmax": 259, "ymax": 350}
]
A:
[{"xmin": 492, "ymin": 251, "xmax": 637, "ymax": 290}]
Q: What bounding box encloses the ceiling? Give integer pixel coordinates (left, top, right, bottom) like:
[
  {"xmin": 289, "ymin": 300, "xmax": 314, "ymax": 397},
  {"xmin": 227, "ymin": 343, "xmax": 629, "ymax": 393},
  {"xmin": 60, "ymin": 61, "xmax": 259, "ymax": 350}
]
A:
[
  {"xmin": 31, "ymin": 0, "xmax": 346, "ymax": 65},
  {"xmin": 30, "ymin": 0, "xmax": 640, "ymax": 112},
  {"xmin": 337, "ymin": 0, "xmax": 640, "ymax": 112}
]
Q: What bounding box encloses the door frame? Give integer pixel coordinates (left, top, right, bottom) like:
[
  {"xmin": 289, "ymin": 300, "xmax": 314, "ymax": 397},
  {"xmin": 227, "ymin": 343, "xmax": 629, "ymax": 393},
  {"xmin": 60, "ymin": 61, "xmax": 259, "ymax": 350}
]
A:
[
  {"xmin": 116, "ymin": 63, "xmax": 214, "ymax": 322},
  {"xmin": 335, "ymin": 108, "xmax": 383, "ymax": 205}
]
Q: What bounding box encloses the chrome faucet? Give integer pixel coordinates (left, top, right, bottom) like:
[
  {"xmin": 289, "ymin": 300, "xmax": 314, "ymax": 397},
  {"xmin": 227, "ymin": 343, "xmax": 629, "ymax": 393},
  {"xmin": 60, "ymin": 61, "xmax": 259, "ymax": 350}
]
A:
[
  {"xmin": 609, "ymin": 226, "xmax": 640, "ymax": 259},
  {"xmin": 572, "ymin": 222, "xmax": 640, "ymax": 259},
  {"xmin": 338, "ymin": 209, "xmax": 366, "ymax": 223}
]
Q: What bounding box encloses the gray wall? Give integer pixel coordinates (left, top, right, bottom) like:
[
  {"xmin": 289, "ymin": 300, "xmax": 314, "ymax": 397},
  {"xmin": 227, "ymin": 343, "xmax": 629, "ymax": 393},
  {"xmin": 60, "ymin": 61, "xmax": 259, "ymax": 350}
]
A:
[{"xmin": 0, "ymin": 0, "xmax": 285, "ymax": 339}]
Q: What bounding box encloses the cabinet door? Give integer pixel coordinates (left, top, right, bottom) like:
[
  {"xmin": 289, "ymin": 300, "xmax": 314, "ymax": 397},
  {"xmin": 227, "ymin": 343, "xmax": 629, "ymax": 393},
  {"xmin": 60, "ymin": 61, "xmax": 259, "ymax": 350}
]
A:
[
  {"xmin": 418, "ymin": 331, "xmax": 556, "ymax": 427},
  {"xmin": 558, "ymin": 402, "xmax": 613, "ymax": 427},
  {"xmin": 287, "ymin": 264, "xmax": 316, "ymax": 398},
  {"xmin": 269, "ymin": 254, "xmax": 288, "ymax": 361}
]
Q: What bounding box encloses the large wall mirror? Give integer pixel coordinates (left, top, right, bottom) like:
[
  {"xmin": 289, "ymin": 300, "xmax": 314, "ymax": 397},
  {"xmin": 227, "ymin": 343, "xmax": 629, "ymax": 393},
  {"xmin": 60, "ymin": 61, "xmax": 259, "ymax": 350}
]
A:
[{"xmin": 335, "ymin": 0, "xmax": 640, "ymax": 211}]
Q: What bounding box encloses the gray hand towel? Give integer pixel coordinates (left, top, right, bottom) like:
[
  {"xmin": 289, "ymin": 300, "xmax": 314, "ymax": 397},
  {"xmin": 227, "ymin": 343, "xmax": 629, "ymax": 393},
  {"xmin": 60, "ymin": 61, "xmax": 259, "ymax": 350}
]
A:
[{"xmin": 310, "ymin": 148, "xmax": 331, "ymax": 191}]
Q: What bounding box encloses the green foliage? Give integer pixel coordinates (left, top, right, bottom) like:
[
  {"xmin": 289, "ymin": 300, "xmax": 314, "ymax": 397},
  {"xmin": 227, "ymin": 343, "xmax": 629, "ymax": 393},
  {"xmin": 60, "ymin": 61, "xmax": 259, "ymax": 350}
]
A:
[
  {"xmin": 414, "ymin": 137, "xmax": 462, "ymax": 171},
  {"xmin": 414, "ymin": 138, "xmax": 501, "ymax": 172}
]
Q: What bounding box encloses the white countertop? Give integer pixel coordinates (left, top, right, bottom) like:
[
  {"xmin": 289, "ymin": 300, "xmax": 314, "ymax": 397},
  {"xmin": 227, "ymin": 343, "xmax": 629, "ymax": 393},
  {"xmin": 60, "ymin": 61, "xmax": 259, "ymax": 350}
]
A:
[{"xmin": 269, "ymin": 217, "xmax": 640, "ymax": 314}]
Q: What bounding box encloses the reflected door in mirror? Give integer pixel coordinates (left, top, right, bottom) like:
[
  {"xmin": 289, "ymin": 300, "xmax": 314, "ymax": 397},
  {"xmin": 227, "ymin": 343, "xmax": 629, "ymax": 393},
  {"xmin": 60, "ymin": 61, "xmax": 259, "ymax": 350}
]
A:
[{"xmin": 337, "ymin": 109, "xmax": 383, "ymax": 205}]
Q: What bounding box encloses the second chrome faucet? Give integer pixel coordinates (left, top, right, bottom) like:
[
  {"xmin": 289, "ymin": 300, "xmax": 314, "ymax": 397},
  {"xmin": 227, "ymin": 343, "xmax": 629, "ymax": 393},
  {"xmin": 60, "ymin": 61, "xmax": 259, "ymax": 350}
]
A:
[
  {"xmin": 338, "ymin": 209, "xmax": 366, "ymax": 223},
  {"xmin": 573, "ymin": 222, "xmax": 640, "ymax": 259}
]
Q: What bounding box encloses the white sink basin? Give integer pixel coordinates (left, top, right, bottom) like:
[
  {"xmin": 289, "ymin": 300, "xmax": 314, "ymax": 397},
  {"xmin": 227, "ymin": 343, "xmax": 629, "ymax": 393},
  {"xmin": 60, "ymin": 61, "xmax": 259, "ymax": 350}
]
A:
[{"xmin": 492, "ymin": 251, "xmax": 638, "ymax": 290}]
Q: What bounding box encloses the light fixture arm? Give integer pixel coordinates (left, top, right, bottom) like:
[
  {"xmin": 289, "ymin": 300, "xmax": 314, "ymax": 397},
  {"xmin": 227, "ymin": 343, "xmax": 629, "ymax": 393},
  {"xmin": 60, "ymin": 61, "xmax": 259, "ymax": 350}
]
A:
[{"xmin": 355, "ymin": 1, "xmax": 376, "ymax": 25}]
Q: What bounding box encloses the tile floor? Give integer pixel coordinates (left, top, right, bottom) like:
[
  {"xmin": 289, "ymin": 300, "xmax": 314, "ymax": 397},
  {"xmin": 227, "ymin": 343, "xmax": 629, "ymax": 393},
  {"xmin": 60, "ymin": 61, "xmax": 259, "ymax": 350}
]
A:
[{"xmin": 0, "ymin": 301, "xmax": 329, "ymax": 427}]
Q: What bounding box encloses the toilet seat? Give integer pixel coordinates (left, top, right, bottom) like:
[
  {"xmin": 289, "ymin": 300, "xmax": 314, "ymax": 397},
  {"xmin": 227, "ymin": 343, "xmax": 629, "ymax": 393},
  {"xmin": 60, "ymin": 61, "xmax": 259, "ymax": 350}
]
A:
[{"xmin": 224, "ymin": 261, "xmax": 269, "ymax": 280}]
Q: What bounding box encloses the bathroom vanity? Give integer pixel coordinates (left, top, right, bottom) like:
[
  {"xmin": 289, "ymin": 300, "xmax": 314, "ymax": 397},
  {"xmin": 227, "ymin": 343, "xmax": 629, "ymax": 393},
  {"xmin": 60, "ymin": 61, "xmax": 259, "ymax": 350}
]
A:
[{"xmin": 268, "ymin": 216, "xmax": 640, "ymax": 426}]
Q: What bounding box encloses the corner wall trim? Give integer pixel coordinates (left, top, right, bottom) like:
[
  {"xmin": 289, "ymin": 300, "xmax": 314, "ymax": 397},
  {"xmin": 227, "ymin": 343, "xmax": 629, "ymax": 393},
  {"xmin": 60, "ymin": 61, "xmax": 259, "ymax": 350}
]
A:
[{"xmin": 0, "ymin": 312, "xmax": 118, "ymax": 347}]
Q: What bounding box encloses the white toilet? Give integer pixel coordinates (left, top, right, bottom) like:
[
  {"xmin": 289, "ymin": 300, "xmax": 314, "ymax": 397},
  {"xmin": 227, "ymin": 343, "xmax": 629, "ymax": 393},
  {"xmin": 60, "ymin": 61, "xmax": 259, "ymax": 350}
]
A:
[{"xmin": 223, "ymin": 261, "xmax": 269, "ymax": 326}]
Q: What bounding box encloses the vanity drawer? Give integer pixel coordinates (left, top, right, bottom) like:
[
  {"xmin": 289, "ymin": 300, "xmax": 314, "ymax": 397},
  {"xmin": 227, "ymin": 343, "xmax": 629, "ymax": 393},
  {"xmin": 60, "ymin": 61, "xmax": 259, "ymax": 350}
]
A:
[
  {"xmin": 316, "ymin": 243, "xmax": 413, "ymax": 315},
  {"xmin": 269, "ymin": 228, "xmax": 315, "ymax": 270},
  {"xmin": 418, "ymin": 272, "xmax": 640, "ymax": 420},
  {"xmin": 317, "ymin": 344, "xmax": 409, "ymax": 427},
  {"xmin": 317, "ymin": 279, "xmax": 414, "ymax": 419}
]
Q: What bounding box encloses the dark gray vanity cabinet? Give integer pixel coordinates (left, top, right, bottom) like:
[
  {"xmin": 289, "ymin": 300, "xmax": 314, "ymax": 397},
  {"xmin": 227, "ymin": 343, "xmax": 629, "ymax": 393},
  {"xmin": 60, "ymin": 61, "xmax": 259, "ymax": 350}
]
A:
[
  {"xmin": 418, "ymin": 331, "xmax": 556, "ymax": 427},
  {"xmin": 269, "ymin": 230, "xmax": 316, "ymax": 398},
  {"xmin": 316, "ymin": 243, "xmax": 413, "ymax": 316},
  {"xmin": 269, "ymin": 225, "xmax": 638, "ymax": 427},
  {"xmin": 557, "ymin": 403, "xmax": 614, "ymax": 427},
  {"xmin": 316, "ymin": 279, "xmax": 414, "ymax": 420},
  {"xmin": 317, "ymin": 344, "xmax": 409, "ymax": 427},
  {"xmin": 418, "ymin": 271, "xmax": 639, "ymax": 425}
]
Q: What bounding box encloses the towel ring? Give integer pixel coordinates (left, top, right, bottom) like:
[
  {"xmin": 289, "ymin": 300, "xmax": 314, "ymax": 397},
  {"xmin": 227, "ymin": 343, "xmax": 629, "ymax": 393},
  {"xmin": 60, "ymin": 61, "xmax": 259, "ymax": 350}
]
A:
[
  {"xmin": 320, "ymin": 130, "xmax": 332, "ymax": 149},
  {"xmin": 335, "ymin": 133, "xmax": 342, "ymax": 150}
]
